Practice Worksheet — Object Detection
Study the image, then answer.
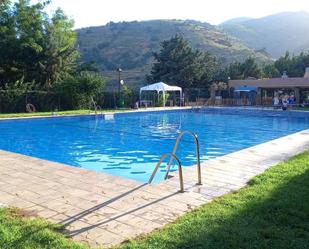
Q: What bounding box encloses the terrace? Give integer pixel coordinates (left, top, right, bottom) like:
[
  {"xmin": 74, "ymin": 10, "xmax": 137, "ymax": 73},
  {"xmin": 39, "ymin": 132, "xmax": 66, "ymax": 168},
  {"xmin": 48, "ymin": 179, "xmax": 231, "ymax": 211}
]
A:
[
  {"xmin": 1, "ymin": 108, "xmax": 309, "ymax": 247},
  {"xmin": 210, "ymin": 67, "xmax": 309, "ymax": 107}
]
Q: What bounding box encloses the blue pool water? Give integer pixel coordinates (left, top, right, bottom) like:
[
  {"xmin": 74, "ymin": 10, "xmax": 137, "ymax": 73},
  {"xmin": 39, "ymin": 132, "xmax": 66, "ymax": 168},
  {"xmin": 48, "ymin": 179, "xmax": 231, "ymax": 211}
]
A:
[{"xmin": 0, "ymin": 109, "xmax": 309, "ymax": 183}]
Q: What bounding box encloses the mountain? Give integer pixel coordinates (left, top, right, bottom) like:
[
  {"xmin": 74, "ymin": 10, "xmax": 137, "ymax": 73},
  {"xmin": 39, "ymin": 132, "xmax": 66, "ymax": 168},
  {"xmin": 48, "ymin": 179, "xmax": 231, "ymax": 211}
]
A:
[
  {"xmin": 220, "ymin": 11, "xmax": 309, "ymax": 58},
  {"xmin": 77, "ymin": 20, "xmax": 270, "ymax": 89},
  {"xmin": 221, "ymin": 17, "xmax": 253, "ymax": 25}
]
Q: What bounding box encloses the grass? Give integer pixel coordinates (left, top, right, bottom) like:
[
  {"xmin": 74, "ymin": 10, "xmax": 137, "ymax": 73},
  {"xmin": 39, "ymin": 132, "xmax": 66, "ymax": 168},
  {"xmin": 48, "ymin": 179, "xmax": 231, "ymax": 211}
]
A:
[
  {"xmin": 0, "ymin": 151, "xmax": 309, "ymax": 249},
  {"xmin": 0, "ymin": 109, "xmax": 130, "ymax": 119},
  {"xmin": 119, "ymin": 151, "xmax": 309, "ymax": 249},
  {"xmin": 300, "ymin": 107, "xmax": 309, "ymax": 111},
  {"xmin": 0, "ymin": 208, "xmax": 89, "ymax": 249},
  {"xmin": 1, "ymin": 106, "xmax": 307, "ymax": 119}
]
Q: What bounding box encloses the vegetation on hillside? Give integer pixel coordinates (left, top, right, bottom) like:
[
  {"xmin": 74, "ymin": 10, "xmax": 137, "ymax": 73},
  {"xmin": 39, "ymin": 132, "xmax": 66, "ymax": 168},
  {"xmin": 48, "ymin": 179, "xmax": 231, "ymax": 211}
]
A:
[
  {"xmin": 77, "ymin": 12, "xmax": 309, "ymax": 88},
  {"xmin": 77, "ymin": 20, "xmax": 271, "ymax": 88},
  {"xmin": 220, "ymin": 11, "xmax": 309, "ymax": 58}
]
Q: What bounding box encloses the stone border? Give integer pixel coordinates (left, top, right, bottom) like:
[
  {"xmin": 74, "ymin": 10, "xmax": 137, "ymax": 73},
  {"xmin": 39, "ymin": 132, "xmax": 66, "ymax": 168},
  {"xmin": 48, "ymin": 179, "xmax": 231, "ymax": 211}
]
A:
[
  {"xmin": 0, "ymin": 129, "xmax": 309, "ymax": 247},
  {"xmin": 1, "ymin": 105, "xmax": 308, "ymax": 122},
  {"xmin": 202, "ymin": 105, "xmax": 309, "ymax": 113},
  {"xmin": 0, "ymin": 106, "xmax": 192, "ymax": 121}
]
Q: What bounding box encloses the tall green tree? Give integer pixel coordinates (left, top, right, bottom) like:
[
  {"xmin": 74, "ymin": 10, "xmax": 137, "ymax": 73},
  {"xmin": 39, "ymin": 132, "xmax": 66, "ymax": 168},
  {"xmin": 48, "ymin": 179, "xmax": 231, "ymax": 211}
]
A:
[
  {"xmin": 228, "ymin": 57, "xmax": 262, "ymax": 80},
  {"xmin": 262, "ymin": 63, "xmax": 280, "ymax": 78},
  {"xmin": 274, "ymin": 51, "xmax": 309, "ymax": 77},
  {"xmin": 0, "ymin": 0, "xmax": 19, "ymax": 85},
  {"xmin": 40, "ymin": 8, "xmax": 78, "ymax": 87},
  {"xmin": 0, "ymin": 0, "xmax": 78, "ymax": 88},
  {"xmin": 148, "ymin": 35, "xmax": 219, "ymax": 89}
]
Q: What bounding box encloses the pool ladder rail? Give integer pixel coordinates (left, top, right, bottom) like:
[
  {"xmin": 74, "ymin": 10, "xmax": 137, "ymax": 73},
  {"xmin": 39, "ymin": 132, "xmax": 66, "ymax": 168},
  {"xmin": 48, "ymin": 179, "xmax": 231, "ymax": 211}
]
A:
[
  {"xmin": 89, "ymin": 99, "xmax": 104, "ymax": 116},
  {"xmin": 148, "ymin": 131, "xmax": 202, "ymax": 192},
  {"xmin": 94, "ymin": 105, "xmax": 103, "ymax": 116}
]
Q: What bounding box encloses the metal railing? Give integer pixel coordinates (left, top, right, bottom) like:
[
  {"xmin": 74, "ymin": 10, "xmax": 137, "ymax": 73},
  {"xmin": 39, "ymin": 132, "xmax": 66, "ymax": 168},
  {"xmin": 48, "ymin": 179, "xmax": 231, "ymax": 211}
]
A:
[
  {"xmin": 148, "ymin": 130, "xmax": 202, "ymax": 192},
  {"xmin": 89, "ymin": 99, "xmax": 103, "ymax": 116},
  {"xmin": 94, "ymin": 105, "xmax": 103, "ymax": 115},
  {"xmin": 148, "ymin": 153, "xmax": 184, "ymax": 192},
  {"xmin": 166, "ymin": 131, "xmax": 202, "ymax": 185}
]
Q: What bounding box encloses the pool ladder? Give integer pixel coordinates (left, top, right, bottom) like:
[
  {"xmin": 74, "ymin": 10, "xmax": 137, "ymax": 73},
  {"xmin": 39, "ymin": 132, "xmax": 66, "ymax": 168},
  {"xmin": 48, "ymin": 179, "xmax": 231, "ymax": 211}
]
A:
[
  {"xmin": 94, "ymin": 105, "xmax": 103, "ymax": 116},
  {"xmin": 148, "ymin": 131, "xmax": 202, "ymax": 192},
  {"xmin": 89, "ymin": 99, "xmax": 103, "ymax": 116}
]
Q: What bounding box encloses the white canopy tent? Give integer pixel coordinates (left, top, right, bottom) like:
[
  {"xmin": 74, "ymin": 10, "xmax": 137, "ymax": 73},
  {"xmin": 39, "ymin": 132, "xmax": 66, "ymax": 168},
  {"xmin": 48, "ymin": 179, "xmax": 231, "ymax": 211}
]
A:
[{"xmin": 139, "ymin": 82, "xmax": 182, "ymax": 107}]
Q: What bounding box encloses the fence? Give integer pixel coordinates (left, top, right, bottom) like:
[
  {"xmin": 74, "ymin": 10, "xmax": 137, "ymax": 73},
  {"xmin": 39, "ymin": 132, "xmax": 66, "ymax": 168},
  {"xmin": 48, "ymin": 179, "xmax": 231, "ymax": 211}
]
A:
[
  {"xmin": 0, "ymin": 90, "xmax": 60, "ymax": 113},
  {"xmin": 0, "ymin": 90, "xmax": 140, "ymax": 113}
]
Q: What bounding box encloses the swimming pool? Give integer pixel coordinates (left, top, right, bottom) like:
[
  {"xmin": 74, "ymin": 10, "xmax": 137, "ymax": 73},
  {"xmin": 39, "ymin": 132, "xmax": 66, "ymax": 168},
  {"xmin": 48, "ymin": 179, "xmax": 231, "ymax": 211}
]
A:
[{"xmin": 1, "ymin": 109, "xmax": 309, "ymax": 183}]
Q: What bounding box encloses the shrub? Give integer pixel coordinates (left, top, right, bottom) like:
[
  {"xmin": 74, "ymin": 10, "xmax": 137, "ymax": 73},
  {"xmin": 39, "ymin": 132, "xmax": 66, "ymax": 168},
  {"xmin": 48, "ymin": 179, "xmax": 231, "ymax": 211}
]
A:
[
  {"xmin": 0, "ymin": 81, "xmax": 59, "ymax": 113},
  {"xmin": 156, "ymin": 92, "xmax": 170, "ymax": 107},
  {"xmin": 54, "ymin": 72, "xmax": 106, "ymax": 109}
]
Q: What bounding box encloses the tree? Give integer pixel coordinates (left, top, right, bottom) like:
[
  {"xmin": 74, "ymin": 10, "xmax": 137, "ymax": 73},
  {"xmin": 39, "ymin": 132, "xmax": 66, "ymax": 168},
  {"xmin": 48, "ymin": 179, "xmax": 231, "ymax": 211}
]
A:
[
  {"xmin": 0, "ymin": 0, "xmax": 78, "ymax": 87},
  {"xmin": 262, "ymin": 64, "xmax": 280, "ymax": 78},
  {"xmin": 0, "ymin": 1, "xmax": 107, "ymax": 112},
  {"xmin": 197, "ymin": 52, "xmax": 221, "ymax": 87},
  {"xmin": 228, "ymin": 57, "xmax": 262, "ymax": 80},
  {"xmin": 274, "ymin": 51, "xmax": 309, "ymax": 77},
  {"xmin": 40, "ymin": 8, "xmax": 79, "ymax": 87},
  {"xmin": 148, "ymin": 35, "xmax": 219, "ymax": 89},
  {"xmin": 242, "ymin": 57, "xmax": 262, "ymax": 79},
  {"xmin": 273, "ymin": 52, "xmax": 292, "ymax": 76},
  {"xmin": 55, "ymin": 71, "xmax": 106, "ymax": 109},
  {"xmin": 227, "ymin": 61, "xmax": 243, "ymax": 80},
  {"xmin": 76, "ymin": 61, "xmax": 100, "ymax": 74},
  {"xmin": 0, "ymin": 0, "xmax": 20, "ymax": 86}
]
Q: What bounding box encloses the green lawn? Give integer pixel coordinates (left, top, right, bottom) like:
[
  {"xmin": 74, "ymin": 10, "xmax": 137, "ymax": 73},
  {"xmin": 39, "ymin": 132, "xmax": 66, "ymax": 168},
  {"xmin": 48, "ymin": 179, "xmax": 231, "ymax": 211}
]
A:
[
  {"xmin": 120, "ymin": 151, "xmax": 309, "ymax": 249},
  {"xmin": 0, "ymin": 151, "xmax": 309, "ymax": 249},
  {"xmin": 300, "ymin": 107, "xmax": 309, "ymax": 111},
  {"xmin": 0, "ymin": 107, "xmax": 308, "ymax": 119},
  {"xmin": 0, "ymin": 208, "xmax": 88, "ymax": 249},
  {"xmin": 0, "ymin": 109, "xmax": 130, "ymax": 119}
]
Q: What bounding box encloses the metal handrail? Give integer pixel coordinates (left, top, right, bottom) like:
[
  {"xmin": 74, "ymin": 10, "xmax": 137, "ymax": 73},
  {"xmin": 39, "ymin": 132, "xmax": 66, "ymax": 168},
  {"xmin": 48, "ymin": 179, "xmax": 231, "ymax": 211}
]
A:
[
  {"xmin": 89, "ymin": 99, "xmax": 103, "ymax": 115},
  {"xmin": 148, "ymin": 153, "xmax": 184, "ymax": 192},
  {"xmin": 165, "ymin": 131, "xmax": 202, "ymax": 185},
  {"xmin": 95, "ymin": 105, "xmax": 103, "ymax": 115},
  {"xmin": 148, "ymin": 131, "xmax": 202, "ymax": 192}
]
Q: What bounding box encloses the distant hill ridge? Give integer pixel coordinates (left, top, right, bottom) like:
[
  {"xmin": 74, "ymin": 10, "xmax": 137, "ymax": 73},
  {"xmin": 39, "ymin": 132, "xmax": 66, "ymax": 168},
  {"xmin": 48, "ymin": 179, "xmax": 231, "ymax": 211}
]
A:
[
  {"xmin": 220, "ymin": 11, "xmax": 309, "ymax": 58},
  {"xmin": 221, "ymin": 17, "xmax": 253, "ymax": 25},
  {"xmin": 77, "ymin": 19, "xmax": 270, "ymax": 88},
  {"xmin": 76, "ymin": 12, "xmax": 309, "ymax": 88}
]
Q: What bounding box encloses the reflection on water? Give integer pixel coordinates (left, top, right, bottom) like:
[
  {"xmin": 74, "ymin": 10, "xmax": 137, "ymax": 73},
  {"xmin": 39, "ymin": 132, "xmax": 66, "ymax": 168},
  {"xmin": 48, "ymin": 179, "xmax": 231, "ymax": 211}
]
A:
[{"xmin": 0, "ymin": 110, "xmax": 309, "ymax": 183}]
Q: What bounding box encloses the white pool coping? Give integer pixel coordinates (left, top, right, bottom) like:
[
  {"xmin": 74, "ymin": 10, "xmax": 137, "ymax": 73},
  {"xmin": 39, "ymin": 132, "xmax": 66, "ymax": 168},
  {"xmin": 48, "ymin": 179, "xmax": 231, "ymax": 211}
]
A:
[{"xmin": 0, "ymin": 106, "xmax": 192, "ymax": 121}]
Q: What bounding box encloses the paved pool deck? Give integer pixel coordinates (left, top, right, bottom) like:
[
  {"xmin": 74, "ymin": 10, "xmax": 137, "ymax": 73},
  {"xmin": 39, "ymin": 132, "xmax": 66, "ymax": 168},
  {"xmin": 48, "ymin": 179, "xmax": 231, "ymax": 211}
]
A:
[{"xmin": 0, "ymin": 128, "xmax": 309, "ymax": 248}]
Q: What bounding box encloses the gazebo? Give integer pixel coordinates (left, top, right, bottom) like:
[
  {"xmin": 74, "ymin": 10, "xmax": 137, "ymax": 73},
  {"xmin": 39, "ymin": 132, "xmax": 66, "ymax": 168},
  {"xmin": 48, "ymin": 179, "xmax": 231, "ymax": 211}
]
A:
[{"xmin": 139, "ymin": 82, "xmax": 182, "ymax": 107}]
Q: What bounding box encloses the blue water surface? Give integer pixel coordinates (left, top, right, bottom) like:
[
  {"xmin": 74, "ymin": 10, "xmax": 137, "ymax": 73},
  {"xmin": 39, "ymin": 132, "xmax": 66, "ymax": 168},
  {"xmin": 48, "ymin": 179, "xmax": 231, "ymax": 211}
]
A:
[{"xmin": 0, "ymin": 109, "xmax": 309, "ymax": 183}]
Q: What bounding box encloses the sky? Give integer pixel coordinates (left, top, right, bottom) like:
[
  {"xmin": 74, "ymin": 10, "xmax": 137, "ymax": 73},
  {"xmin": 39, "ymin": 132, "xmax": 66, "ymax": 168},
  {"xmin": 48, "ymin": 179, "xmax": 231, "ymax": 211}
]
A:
[{"xmin": 34, "ymin": 0, "xmax": 309, "ymax": 29}]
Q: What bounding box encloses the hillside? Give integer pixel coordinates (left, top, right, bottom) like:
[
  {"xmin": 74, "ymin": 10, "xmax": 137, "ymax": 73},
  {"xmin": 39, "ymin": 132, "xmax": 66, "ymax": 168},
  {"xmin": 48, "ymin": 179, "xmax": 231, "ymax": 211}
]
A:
[
  {"xmin": 220, "ymin": 11, "xmax": 309, "ymax": 58},
  {"xmin": 221, "ymin": 17, "xmax": 253, "ymax": 25},
  {"xmin": 77, "ymin": 20, "xmax": 270, "ymax": 89}
]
